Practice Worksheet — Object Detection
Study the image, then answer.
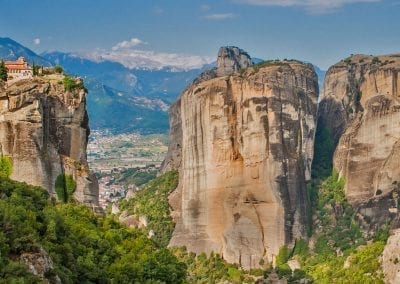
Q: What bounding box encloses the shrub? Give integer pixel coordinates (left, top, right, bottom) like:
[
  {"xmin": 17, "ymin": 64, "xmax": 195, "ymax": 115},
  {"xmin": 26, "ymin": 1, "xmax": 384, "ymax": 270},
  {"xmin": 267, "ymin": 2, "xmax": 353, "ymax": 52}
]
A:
[
  {"xmin": 55, "ymin": 174, "xmax": 77, "ymax": 203},
  {"xmin": 0, "ymin": 156, "xmax": 12, "ymax": 178},
  {"xmin": 372, "ymin": 57, "xmax": 381, "ymax": 64},
  {"xmin": 53, "ymin": 65, "xmax": 63, "ymax": 74},
  {"xmin": 293, "ymin": 239, "xmax": 309, "ymax": 257},
  {"xmin": 276, "ymin": 245, "xmax": 291, "ymax": 266},
  {"xmin": 63, "ymin": 75, "xmax": 87, "ymax": 93},
  {"xmin": 0, "ymin": 60, "xmax": 7, "ymax": 82}
]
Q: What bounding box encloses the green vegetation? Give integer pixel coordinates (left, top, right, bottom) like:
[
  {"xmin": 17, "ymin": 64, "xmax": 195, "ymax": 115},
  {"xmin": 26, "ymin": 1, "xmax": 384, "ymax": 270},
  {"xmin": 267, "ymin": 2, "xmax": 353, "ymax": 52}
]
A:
[
  {"xmin": 304, "ymin": 240, "xmax": 385, "ymax": 283},
  {"xmin": 311, "ymin": 126, "xmax": 334, "ymax": 181},
  {"xmin": 0, "ymin": 60, "xmax": 7, "ymax": 82},
  {"xmin": 344, "ymin": 57, "xmax": 352, "ymax": 64},
  {"xmin": 41, "ymin": 66, "xmax": 64, "ymax": 75},
  {"xmin": 116, "ymin": 166, "xmax": 157, "ymax": 187},
  {"xmin": 32, "ymin": 63, "xmax": 37, "ymax": 76},
  {"xmin": 53, "ymin": 65, "xmax": 63, "ymax": 74},
  {"xmin": 276, "ymin": 245, "xmax": 291, "ymax": 266},
  {"xmin": 0, "ymin": 177, "xmax": 186, "ymax": 283},
  {"xmin": 0, "ymin": 156, "xmax": 12, "ymax": 178},
  {"xmin": 119, "ymin": 171, "xmax": 178, "ymax": 247},
  {"xmin": 372, "ymin": 56, "xmax": 381, "ymax": 64},
  {"xmin": 172, "ymin": 249, "xmax": 257, "ymax": 283},
  {"xmin": 55, "ymin": 174, "xmax": 77, "ymax": 203},
  {"xmin": 63, "ymin": 75, "xmax": 87, "ymax": 93},
  {"xmin": 252, "ymin": 59, "xmax": 293, "ymax": 73},
  {"xmin": 270, "ymin": 169, "xmax": 386, "ymax": 283}
]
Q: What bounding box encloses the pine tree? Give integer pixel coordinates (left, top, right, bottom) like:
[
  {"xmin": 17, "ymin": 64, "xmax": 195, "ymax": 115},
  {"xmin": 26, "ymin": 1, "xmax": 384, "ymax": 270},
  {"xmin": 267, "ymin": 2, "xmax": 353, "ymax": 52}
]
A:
[
  {"xmin": 32, "ymin": 61, "xmax": 37, "ymax": 76},
  {"xmin": 0, "ymin": 60, "xmax": 7, "ymax": 82}
]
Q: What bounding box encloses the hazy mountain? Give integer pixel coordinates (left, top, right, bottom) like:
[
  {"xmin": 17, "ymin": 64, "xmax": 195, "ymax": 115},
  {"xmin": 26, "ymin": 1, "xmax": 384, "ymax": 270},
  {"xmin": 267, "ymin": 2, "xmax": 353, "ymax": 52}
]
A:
[
  {"xmin": 41, "ymin": 51, "xmax": 211, "ymax": 133},
  {"xmin": 85, "ymin": 80, "xmax": 170, "ymax": 134},
  {"xmin": 0, "ymin": 37, "xmax": 51, "ymax": 66},
  {"xmin": 313, "ymin": 65, "xmax": 326, "ymax": 91},
  {"xmin": 42, "ymin": 51, "xmax": 208, "ymax": 103}
]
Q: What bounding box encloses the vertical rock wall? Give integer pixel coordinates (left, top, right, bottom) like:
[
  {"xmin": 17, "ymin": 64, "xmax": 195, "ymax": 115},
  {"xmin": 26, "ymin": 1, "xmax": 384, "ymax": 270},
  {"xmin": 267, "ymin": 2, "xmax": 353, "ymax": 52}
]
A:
[
  {"xmin": 0, "ymin": 77, "xmax": 98, "ymax": 206},
  {"xmin": 319, "ymin": 54, "xmax": 400, "ymax": 231},
  {"xmin": 163, "ymin": 48, "xmax": 318, "ymax": 269}
]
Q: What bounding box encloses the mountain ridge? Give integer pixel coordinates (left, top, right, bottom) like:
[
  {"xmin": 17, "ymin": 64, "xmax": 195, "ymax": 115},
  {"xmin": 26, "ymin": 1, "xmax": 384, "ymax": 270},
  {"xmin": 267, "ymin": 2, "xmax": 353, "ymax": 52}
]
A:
[{"xmin": 0, "ymin": 37, "xmax": 51, "ymax": 66}]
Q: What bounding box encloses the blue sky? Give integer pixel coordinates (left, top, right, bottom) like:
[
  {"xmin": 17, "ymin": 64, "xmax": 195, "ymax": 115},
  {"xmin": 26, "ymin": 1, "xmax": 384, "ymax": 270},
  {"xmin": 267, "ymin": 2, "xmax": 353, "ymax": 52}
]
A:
[{"xmin": 0, "ymin": 0, "xmax": 399, "ymax": 69}]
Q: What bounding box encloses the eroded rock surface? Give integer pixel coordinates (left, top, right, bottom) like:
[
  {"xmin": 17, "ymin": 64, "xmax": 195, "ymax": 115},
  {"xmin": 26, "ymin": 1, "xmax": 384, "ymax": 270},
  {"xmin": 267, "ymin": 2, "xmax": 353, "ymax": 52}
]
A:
[
  {"xmin": 20, "ymin": 247, "xmax": 61, "ymax": 283},
  {"xmin": 382, "ymin": 229, "xmax": 400, "ymax": 284},
  {"xmin": 0, "ymin": 76, "xmax": 98, "ymax": 206},
  {"xmin": 216, "ymin": 46, "xmax": 253, "ymax": 76},
  {"xmin": 318, "ymin": 54, "xmax": 400, "ymax": 232},
  {"xmin": 164, "ymin": 48, "xmax": 318, "ymax": 269}
]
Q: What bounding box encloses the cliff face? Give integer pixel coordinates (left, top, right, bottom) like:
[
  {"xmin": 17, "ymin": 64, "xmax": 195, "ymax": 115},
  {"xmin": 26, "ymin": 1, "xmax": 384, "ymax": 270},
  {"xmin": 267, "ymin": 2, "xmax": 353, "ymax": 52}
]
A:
[
  {"xmin": 0, "ymin": 76, "xmax": 98, "ymax": 206},
  {"xmin": 382, "ymin": 228, "xmax": 400, "ymax": 284},
  {"xmin": 163, "ymin": 48, "xmax": 318, "ymax": 269},
  {"xmin": 319, "ymin": 54, "xmax": 400, "ymax": 230}
]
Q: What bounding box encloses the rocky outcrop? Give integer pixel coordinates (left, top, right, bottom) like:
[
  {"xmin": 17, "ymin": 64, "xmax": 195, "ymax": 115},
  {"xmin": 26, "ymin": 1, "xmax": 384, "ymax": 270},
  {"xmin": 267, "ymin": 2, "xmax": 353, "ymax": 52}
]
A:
[
  {"xmin": 382, "ymin": 229, "xmax": 400, "ymax": 284},
  {"xmin": 319, "ymin": 55, "xmax": 400, "ymax": 226},
  {"xmin": 20, "ymin": 247, "xmax": 61, "ymax": 283},
  {"xmin": 0, "ymin": 76, "xmax": 98, "ymax": 206},
  {"xmin": 163, "ymin": 48, "xmax": 318, "ymax": 269},
  {"xmin": 216, "ymin": 46, "xmax": 253, "ymax": 76}
]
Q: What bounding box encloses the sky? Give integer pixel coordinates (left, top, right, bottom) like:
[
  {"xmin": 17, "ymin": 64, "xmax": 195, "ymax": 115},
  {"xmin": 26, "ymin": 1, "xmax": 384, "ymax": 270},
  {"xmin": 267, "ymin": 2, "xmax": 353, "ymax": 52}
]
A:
[{"xmin": 0, "ymin": 0, "xmax": 399, "ymax": 69}]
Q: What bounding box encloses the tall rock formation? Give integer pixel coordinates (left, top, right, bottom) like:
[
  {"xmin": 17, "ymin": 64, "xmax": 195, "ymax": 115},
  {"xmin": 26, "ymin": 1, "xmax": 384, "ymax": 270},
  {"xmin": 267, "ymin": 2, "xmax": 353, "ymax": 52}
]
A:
[
  {"xmin": 0, "ymin": 75, "xmax": 98, "ymax": 207},
  {"xmin": 163, "ymin": 47, "xmax": 319, "ymax": 269},
  {"xmin": 216, "ymin": 46, "xmax": 253, "ymax": 76},
  {"xmin": 319, "ymin": 54, "xmax": 400, "ymax": 230}
]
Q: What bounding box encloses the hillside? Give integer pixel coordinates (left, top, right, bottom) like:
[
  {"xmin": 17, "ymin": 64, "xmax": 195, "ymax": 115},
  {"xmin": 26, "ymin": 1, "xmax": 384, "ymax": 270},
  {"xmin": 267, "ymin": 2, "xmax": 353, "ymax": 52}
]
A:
[
  {"xmin": 85, "ymin": 80, "xmax": 170, "ymax": 133},
  {"xmin": 0, "ymin": 176, "xmax": 186, "ymax": 283},
  {"xmin": 0, "ymin": 37, "xmax": 51, "ymax": 66}
]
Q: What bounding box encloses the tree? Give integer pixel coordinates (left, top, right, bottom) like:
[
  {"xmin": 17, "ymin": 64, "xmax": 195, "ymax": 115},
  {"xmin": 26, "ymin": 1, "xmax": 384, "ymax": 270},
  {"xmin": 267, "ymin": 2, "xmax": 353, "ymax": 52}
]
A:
[
  {"xmin": 0, "ymin": 156, "xmax": 12, "ymax": 178},
  {"xmin": 55, "ymin": 174, "xmax": 77, "ymax": 202},
  {"xmin": 0, "ymin": 60, "xmax": 7, "ymax": 82},
  {"xmin": 32, "ymin": 62, "xmax": 39, "ymax": 76}
]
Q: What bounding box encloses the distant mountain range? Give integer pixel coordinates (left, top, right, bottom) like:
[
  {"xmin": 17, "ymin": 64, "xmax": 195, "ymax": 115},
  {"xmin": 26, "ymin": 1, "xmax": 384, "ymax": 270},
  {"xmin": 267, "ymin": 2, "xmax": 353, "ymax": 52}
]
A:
[
  {"xmin": 40, "ymin": 50, "xmax": 209, "ymax": 133},
  {"xmin": 41, "ymin": 51, "xmax": 209, "ymax": 103},
  {"xmin": 0, "ymin": 37, "xmax": 326, "ymax": 134},
  {"xmin": 0, "ymin": 37, "xmax": 51, "ymax": 66},
  {"xmin": 0, "ymin": 37, "xmax": 208, "ymax": 133}
]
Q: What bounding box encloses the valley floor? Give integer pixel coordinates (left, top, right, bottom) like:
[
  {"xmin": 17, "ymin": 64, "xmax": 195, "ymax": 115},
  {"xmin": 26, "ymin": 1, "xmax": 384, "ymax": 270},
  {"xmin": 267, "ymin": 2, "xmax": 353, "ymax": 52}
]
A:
[{"xmin": 87, "ymin": 130, "xmax": 169, "ymax": 208}]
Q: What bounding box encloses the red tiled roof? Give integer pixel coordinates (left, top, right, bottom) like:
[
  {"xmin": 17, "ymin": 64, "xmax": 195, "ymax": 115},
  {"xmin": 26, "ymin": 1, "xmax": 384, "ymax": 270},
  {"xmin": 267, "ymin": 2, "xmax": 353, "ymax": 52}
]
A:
[
  {"xmin": 5, "ymin": 64, "xmax": 31, "ymax": 70},
  {"xmin": 5, "ymin": 58, "xmax": 31, "ymax": 70}
]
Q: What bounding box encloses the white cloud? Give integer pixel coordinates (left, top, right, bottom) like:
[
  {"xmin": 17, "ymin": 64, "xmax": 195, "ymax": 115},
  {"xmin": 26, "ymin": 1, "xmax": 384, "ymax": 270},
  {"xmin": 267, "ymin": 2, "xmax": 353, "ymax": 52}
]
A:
[
  {"xmin": 81, "ymin": 49, "xmax": 213, "ymax": 71},
  {"xmin": 79, "ymin": 38, "xmax": 214, "ymax": 71},
  {"xmin": 234, "ymin": 0, "xmax": 381, "ymax": 13},
  {"xmin": 112, "ymin": 38, "xmax": 145, "ymax": 51},
  {"xmin": 204, "ymin": 13, "xmax": 237, "ymax": 20},
  {"xmin": 33, "ymin": 38, "xmax": 41, "ymax": 45}
]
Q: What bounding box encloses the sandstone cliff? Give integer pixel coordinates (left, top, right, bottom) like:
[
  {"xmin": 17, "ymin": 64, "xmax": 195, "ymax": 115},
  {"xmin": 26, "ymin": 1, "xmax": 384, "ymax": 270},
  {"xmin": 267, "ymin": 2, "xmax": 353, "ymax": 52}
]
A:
[
  {"xmin": 0, "ymin": 75, "xmax": 98, "ymax": 206},
  {"xmin": 163, "ymin": 47, "xmax": 318, "ymax": 269},
  {"xmin": 382, "ymin": 228, "xmax": 400, "ymax": 284},
  {"xmin": 319, "ymin": 55, "xmax": 400, "ymax": 231}
]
